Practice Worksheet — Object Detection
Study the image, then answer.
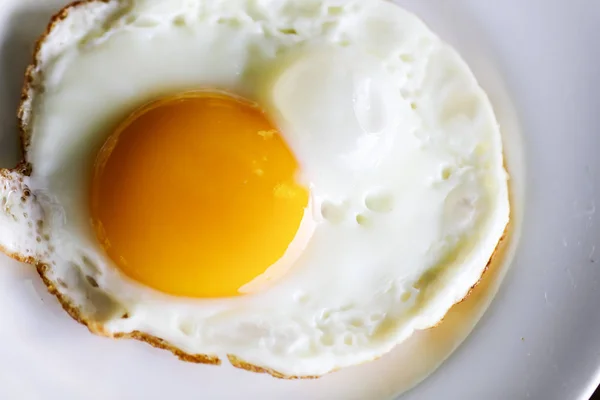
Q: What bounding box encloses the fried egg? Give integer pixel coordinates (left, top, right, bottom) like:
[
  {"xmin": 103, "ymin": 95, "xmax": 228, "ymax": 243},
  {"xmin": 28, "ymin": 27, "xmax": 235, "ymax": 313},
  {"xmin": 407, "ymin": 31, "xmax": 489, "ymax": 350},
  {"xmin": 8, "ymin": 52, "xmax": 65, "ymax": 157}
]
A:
[{"xmin": 0, "ymin": 0, "xmax": 509, "ymax": 377}]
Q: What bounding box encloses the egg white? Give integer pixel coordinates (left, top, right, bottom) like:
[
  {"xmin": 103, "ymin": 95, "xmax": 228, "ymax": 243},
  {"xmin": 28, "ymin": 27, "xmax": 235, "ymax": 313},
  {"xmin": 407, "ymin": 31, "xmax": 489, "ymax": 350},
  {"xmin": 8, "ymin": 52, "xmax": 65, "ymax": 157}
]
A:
[{"xmin": 0, "ymin": 0, "xmax": 509, "ymax": 377}]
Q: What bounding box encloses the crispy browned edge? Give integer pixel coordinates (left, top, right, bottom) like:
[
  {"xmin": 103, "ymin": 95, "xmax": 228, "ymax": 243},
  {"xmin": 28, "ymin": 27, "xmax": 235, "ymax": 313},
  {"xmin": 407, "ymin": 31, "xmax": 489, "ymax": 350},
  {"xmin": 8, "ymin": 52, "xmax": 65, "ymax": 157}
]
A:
[
  {"xmin": 425, "ymin": 228, "xmax": 508, "ymax": 330},
  {"xmin": 17, "ymin": 0, "xmax": 106, "ymax": 150},
  {"xmin": 0, "ymin": 0, "xmax": 512, "ymax": 379},
  {"xmin": 8, "ymin": 0, "xmax": 220, "ymax": 370},
  {"xmin": 227, "ymin": 355, "xmax": 322, "ymax": 379}
]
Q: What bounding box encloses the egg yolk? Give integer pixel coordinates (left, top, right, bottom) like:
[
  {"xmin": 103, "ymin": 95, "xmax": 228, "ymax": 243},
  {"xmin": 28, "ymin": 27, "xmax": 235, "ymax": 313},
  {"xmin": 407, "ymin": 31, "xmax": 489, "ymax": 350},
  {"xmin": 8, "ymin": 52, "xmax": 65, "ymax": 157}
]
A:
[{"xmin": 90, "ymin": 91, "xmax": 309, "ymax": 298}]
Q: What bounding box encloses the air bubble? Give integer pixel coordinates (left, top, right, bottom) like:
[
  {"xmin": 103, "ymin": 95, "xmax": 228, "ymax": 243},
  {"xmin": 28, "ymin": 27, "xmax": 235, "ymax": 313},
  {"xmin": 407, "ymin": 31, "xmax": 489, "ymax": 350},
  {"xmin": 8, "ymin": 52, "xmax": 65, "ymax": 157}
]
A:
[
  {"xmin": 401, "ymin": 292, "xmax": 412, "ymax": 302},
  {"xmin": 320, "ymin": 309, "xmax": 332, "ymax": 320},
  {"xmin": 343, "ymin": 334, "xmax": 355, "ymax": 346},
  {"xmin": 86, "ymin": 275, "xmax": 99, "ymax": 288},
  {"xmin": 327, "ymin": 6, "xmax": 344, "ymax": 16},
  {"xmin": 278, "ymin": 27, "xmax": 298, "ymax": 35},
  {"xmin": 364, "ymin": 190, "xmax": 394, "ymax": 213},
  {"xmin": 350, "ymin": 318, "xmax": 365, "ymax": 328},
  {"xmin": 320, "ymin": 201, "xmax": 346, "ymax": 224},
  {"xmin": 355, "ymin": 213, "xmax": 371, "ymax": 226},
  {"xmin": 320, "ymin": 333, "xmax": 335, "ymax": 346},
  {"xmin": 441, "ymin": 166, "xmax": 454, "ymax": 181},
  {"xmin": 172, "ymin": 15, "xmax": 186, "ymax": 26},
  {"xmin": 400, "ymin": 54, "xmax": 414, "ymax": 63}
]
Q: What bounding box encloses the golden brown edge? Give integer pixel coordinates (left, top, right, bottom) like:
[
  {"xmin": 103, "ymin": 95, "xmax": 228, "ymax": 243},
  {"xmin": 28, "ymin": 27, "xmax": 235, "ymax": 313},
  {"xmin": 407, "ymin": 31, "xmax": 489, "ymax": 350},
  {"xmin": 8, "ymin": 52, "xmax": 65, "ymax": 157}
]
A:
[
  {"xmin": 17, "ymin": 0, "xmax": 108, "ymax": 151},
  {"xmin": 1, "ymin": 0, "xmax": 513, "ymax": 380},
  {"xmin": 8, "ymin": 0, "xmax": 221, "ymax": 371},
  {"xmin": 425, "ymin": 228, "xmax": 509, "ymax": 330},
  {"xmin": 0, "ymin": 163, "xmax": 34, "ymax": 261},
  {"xmin": 425, "ymin": 134, "xmax": 514, "ymax": 330},
  {"xmin": 227, "ymin": 355, "xmax": 321, "ymax": 380}
]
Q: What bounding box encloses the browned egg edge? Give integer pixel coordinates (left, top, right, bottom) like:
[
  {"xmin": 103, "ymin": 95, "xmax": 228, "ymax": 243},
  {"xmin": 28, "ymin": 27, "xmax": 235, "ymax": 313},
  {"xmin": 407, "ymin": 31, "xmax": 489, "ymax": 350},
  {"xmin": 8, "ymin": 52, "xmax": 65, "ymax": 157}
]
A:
[{"xmin": 0, "ymin": 0, "xmax": 510, "ymax": 379}]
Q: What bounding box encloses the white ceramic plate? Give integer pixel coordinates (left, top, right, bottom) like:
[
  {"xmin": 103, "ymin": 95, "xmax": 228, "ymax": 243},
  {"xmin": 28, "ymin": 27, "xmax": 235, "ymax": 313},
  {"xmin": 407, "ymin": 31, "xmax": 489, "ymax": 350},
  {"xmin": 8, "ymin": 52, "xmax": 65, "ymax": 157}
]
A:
[{"xmin": 0, "ymin": 1, "xmax": 598, "ymax": 399}]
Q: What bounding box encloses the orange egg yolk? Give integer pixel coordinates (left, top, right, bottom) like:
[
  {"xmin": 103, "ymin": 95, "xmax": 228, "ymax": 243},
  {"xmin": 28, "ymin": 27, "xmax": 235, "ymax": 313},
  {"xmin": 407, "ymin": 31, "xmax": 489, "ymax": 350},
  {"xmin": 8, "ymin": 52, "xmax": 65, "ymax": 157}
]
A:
[{"xmin": 90, "ymin": 91, "xmax": 309, "ymax": 298}]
